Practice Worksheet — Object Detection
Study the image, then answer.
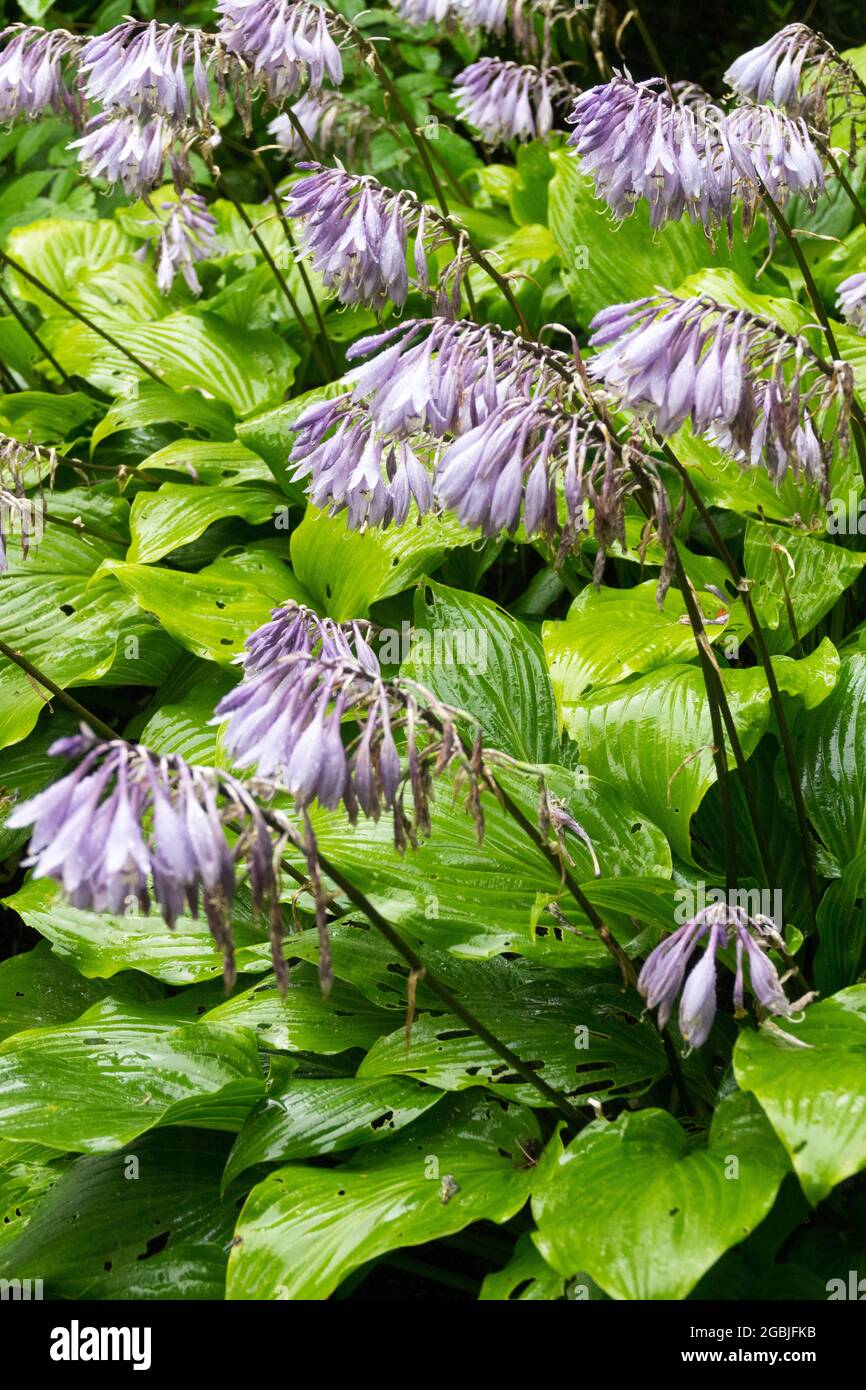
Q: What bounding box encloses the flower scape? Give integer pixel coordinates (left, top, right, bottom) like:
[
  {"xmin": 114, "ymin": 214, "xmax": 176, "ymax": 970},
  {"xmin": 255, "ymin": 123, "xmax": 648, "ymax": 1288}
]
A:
[{"xmin": 0, "ymin": 0, "xmax": 866, "ymax": 1319}]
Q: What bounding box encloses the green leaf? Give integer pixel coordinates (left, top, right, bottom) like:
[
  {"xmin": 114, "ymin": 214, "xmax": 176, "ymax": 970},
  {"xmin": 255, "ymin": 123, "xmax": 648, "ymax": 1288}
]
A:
[
  {"xmin": 306, "ymin": 762, "xmax": 671, "ymax": 961},
  {"xmin": 2, "ymin": 879, "xmax": 272, "ymax": 986},
  {"xmin": 96, "ymin": 557, "xmax": 299, "ymax": 664},
  {"xmin": 532, "ymin": 1091, "xmax": 790, "ymax": 1300},
  {"xmin": 0, "ymin": 997, "xmax": 264, "ymax": 1152},
  {"xmin": 0, "ymin": 1131, "xmax": 236, "ymax": 1299},
  {"xmin": 290, "ymin": 504, "xmax": 470, "ymax": 620},
  {"xmin": 0, "ymin": 942, "xmax": 157, "ymax": 1042},
  {"xmin": 127, "ymin": 482, "xmax": 280, "ymax": 564},
  {"xmin": 137, "ymin": 439, "xmax": 273, "ymax": 486},
  {"xmin": 479, "ymin": 1232, "xmax": 565, "ymax": 1301},
  {"xmin": 402, "ymin": 579, "xmax": 560, "ymax": 762},
  {"xmin": 203, "ymin": 965, "xmax": 399, "ymax": 1055},
  {"xmin": 226, "ymin": 1094, "xmax": 541, "ymax": 1299},
  {"xmin": 236, "ymin": 379, "xmax": 350, "ymax": 498},
  {"xmin": 543, "ymin": 581, "xmax": 730, "ymax": 709},
  {"xmin": 358, "ymin": 959, "xmax": 666, "ymax": 1105},
  {"xmin": 744, "ymin": 522, "xmax": 866, "ymax": 654},
  {"xmin": 734, "ymin": 986, "xmax": 866, "ymax": 1204},
  {"xmin": 813, "ymin": 849, "xmax": 866, "ymax": 995},
  {"xmin": 800, "ymin": 654, "xmax": 866, "ymax": 864},
  {"xmin": 44, "ymin": 312, "xmax": 298, "ymax": 416},
  {"xmin": 90, "ymin": 381, "xmax": 235, "ymax": 452},
  {"xmin": 0, "ymin": 390, "xmax": 97, "ymax": 444},
  {"xmin": 223, "ymin": 1078, "xmax": 444, "ymax": 1187},
  {"xmin": 548, "ymin": 154, "xmax": 756, "ymax": 323},
  {"xmin": 5, "ymin": 217, "xmax": 144, "ymax": 318}
]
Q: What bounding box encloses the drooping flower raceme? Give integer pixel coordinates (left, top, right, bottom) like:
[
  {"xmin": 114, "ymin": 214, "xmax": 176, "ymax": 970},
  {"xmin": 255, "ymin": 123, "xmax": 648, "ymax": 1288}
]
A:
[
  {"xmin": 268, "ymin": 91, "xmax": 377, "ymax": 162},
  {"xmin": 454, "ymin": 58, "xmax": 557, "ymax": 144},
  {"xmin": 837, "ymin": 272, "xmax": 866, "ymax": 335},
  {"xmin": 216, "ymin": 0, "xmax": 343, "ymax": 102},
  {"xmin": 567, "ymin": 72, "xmax": 825, "ymax": 240},
  {"xmin": 136, "ymin": 192, "xmax": 220, "ymax": 294},
  {"xmin": 390, "ymin": 0, "xmax": 508, "ymax": 34},
  {"xmin": 0, "ymin": 23, "xmax": 81, "ymax": 125},
  {"xmin": 638, "ymin": 902, "xmax": 813, "ymax": 1049},
  {"xmin": 589, "ymin": 293, "xmax": 852, "ymax": 493},
  {"xmin": 215, "ymin": 602, "xmax": 487, "ymax": 849},
  {"xmin": 285, "ymin": 163, "xmax": 464, "ymax": 311},
  {"xmin": 725, "ymin": 22, "xmax": 864, "ymax": 134},
  {"xmin": 6, "ymin": 729, "xmax": 287, "ymax": 989},
  {"xmin": 68, "ymin": 111, "xmax": 212, "ymax": 199},
  {"xmin": 79, "ymin": 20, "xmax": 215, "ymax": 122}
]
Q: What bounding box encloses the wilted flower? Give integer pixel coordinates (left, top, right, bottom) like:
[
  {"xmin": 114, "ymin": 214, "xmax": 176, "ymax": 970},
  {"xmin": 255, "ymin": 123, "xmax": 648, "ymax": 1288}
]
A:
[
  {"xmin": 7, "ymin": 729, "xmax": 288, "ymax": 989},
  {"xmin": 454, "ymin": 58, "xmax": 557, "ymax": 144},
  {"xmin": 638, "ymin": 902, "xmax": 813, "ymax": 1049},
  {"xmin": 268, "ymin": 91, "xmax": 377, "ymax": 162},
  {"xmin": 0, "ymin": 23, "xmax": 81, "ymax": 125},
  {"xmin": 216, "ymin": 0, "xmax": 343, "ymax": 102},
  {"xmin": 136, "ymin": 191, "xmax": 220, "ymax": 293},
  {"xmin": 79, "ymin": 20, "xmax": 214, "ymax": 122},
  {"xmin": 215, "ymin": 602, "xmax": 485, "ymax": 849},
  {"xmin": 588, "ymin": 293, "xmax": 851, "ymax": 493},
  {"xmin": 567, "ymin": 71, "xmax": 825, "ymax": 240},
  {"xmin": 837, "ymin": 272, "xmax": 866, "ymax": 334}
]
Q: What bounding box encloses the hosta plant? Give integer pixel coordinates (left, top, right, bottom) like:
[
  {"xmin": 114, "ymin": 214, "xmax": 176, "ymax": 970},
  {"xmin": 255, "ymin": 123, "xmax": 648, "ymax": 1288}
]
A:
[{"xmin": 1, "ymin": 0, "xmax": 866, "ymax": 1305}]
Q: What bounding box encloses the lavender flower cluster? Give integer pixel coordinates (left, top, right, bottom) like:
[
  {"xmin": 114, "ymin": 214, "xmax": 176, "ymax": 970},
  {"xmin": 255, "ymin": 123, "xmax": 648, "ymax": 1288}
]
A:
[
  {"xmin": 567, "ymin": 72, "xmax": 824, "ymax": 240},
  {"xmin": 215, "ymin": 601, "xmax": 486, "ymax": 851},
  {"xmin": 7, "ymin": 729, "xmax": 286, "ymax": 988},
  {"xmin": 0, "ymin": 23, "xmax": 80, "ymax": 125},
  {"xmin": 391, "ymin": 0, "xmax": 508, "ymax": 34},
  {"xmin": 638, "ymin": 903, "xmax": 813, "ymax": 1049},
  {"xmin": 588, "ymin": 293, "xmax": 852, "ymax": 492},
  {"xmin": 216, "ymin": 0, "xmax": 343, "ymax": 103},
  {"xmin": 725, "ymin": 22, "xmax": 864, "ymax": 136},
  {"xmin": 454, "ymin": 58, "xmax": 557, "ymax": 145},
  {"xmin": 136, "ymin": 191, "xmax": 221, "ymax": 294}
]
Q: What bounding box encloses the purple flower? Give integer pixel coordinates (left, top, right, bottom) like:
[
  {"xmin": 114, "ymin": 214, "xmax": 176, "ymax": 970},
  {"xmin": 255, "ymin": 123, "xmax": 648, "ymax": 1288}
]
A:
[
  {"xmin": 725, "ymin": 24, "xmax": 832, "ymax": 121},
  {"xmin": 588, "ymin": 293, "xmax": 850, "ymax": 493},
  {"xmin": 285, "ymin": 163, "xmax": 431, "ymax": 310},
  {"xmin": 837, "ymin": 272, "xmax": 866, "ymax": 334},
  {"xmin": 268, "ymin": 90, "xmax": 377, "ymax": 163},
  {"xmin": 454, "ymin": 58, "xmax": 557, "ymax": 145},
  {"xmin": 567, "ymin": 71, "xmax": 824, "ymax": 239},
  {"xmin": 136, "ymin": 191, "xmax": 220, "ymax": 293},
  {"xmin": 69, "ymin": 110, "xmax": 215, "ymax": 198},
  {"xmin": 79, "ymin": 20, "xmax": 214, "ymax": 123},
  {"xmin": 216, "ymin": 0, "xmax": 343, "ymax": 102},
  {"xmin": 0, "ymin": 23, "xmax": 81, "ymax": 125},
  {"xmin": 392, "ymin": 0, "xmax": 508, "ymax": 32},
  {"xmin": 638, "ymin": 902, "xmax": 812, "ymax": 1049},
  {"xmin": 214, "ymin": 602, "xmax": 474, "ymax": 847},
  {"xmin": 7, "ymin": 730, "xmax": 286, "ymax": 988}
]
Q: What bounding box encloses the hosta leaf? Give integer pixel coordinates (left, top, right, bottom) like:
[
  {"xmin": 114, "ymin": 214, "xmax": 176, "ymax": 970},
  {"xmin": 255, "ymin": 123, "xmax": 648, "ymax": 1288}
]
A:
[
  {"xmin": 813, "ymin": 849, "xmax": 866, "ymax": 995},
  {"xmin": 0, "ymin": 942, "xmax": 157, "ymax": 1042},
  {"xmin": 569, "ymin": 658, "xmax": 830, "ymax": 862},
  {"xmin": 138, "ymin": 439, "xmax": 273, "ymax": 486},
  {"xmin": 6, "ymin": 217, "xmax": 139, "ymax": 316},
  {"xmin": 223, "ymin": 1078, "xmax": 444, "ymax": 1187},
  {"xmin": 0, "ymin": 389, "xmax": 97, "ymax": 444},
  {"xmin": 744, "ymin": 522, "xmax": 865, "ymax": 654},
  {"xmin": 96, "ymin": 557, "xmax": 299, "ymax": 664},
  {"xmin": 358, "ymin": 961, "xmax": 666, "ymax": 1105},
  {"xmin": 290, "ymin": 504, "xmax": 470, "ymax": 620},
  {"xmin": 0, "ymin": 1142, "xmax": 62, "ymax": 1254},
  {"xmin": 0, "ymin": 1131, "xmax": 236, "ymax": 1299},
  {"xmin": 307, "ymin": 762, "xmax": 671, "ymax": 962},
  {"xmin": 532, "ymin": 1091, "xmax": 790, "ymax": 1300},
  {"xmin": 479, "ymin": 1232, "xmax": 565, "ymax": 1301},
  {"xmin": 236, "ymin": 378, "xmax": 350, "ymax": 499},
  {"xmin": 734, "ymin": 986, "xmax": 866, "ymax": 1204},
  {"xmin": 402, "ymin": 579, "xmax": 560, "ymax": 762},
  {"xmin": 226, "ymin": 1094, "xmax": 541, "ymax": 1299},
  {"xmin": 135, "ymin": 669, "xmax": 236, "ymax": 763},
  {"xmin": 0, "ymin": 997, "xmax": 264, "ymax": 1152},
  {"xmin": 548, "ymin": 154, "xmax": 756, "ymax": 322},
  {"xmin": 2, "ymin": 879, "xmax": 272, "ymax": 986},
  {"xmin": 543, "ymin": 580, "xmax": 730, "ymax": 709},
  {"xmin": 127, "ymin": 482, "xmax": 280, "ymax": 564},
  {"xmin": 43, "ymin": 312, "xmax": 297, "ymax": 416},
  {"xmin": 800, "ymin": 654, "xmax": 866, "ymax": 864},
  {"xmin": 203, "ymin": 966, "xmax": 398, "ymax": 1055},
  {"xmin": 90, "ymin": 381, "xmax": 236, "ymax": 451}
]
